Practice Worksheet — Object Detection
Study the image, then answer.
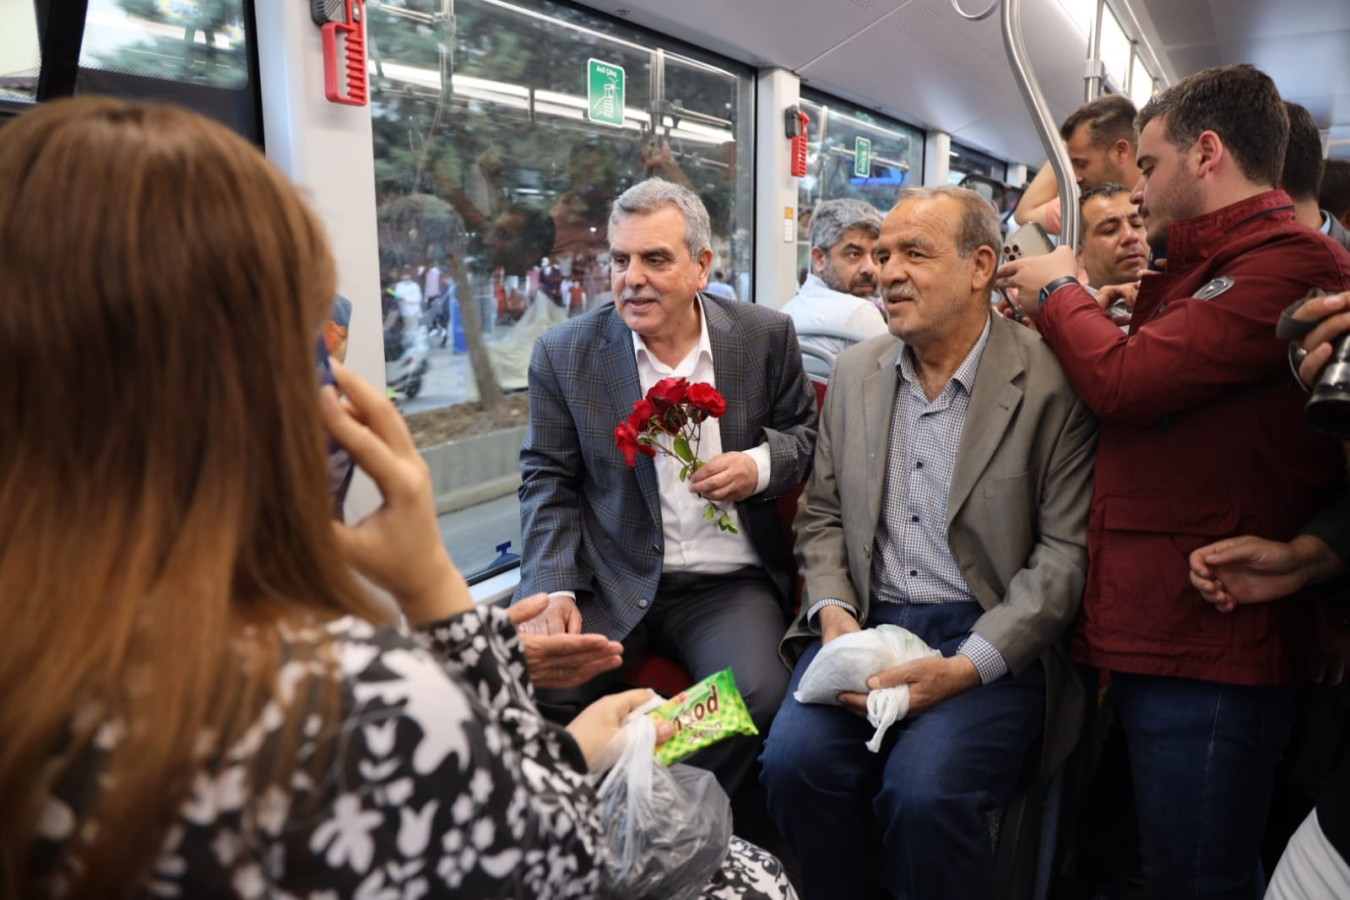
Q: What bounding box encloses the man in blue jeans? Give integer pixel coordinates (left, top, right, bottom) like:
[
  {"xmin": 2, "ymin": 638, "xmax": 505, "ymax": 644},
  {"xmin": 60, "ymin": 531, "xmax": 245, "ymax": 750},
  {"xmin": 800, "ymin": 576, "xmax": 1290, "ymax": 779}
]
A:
[
  {"xmin": 760, "ymin": 185, "xmax": 1097, "ymax": 899},
  {"xmin": 997, "ymin": 65, "xmax": 1350, "ymax": 898}
]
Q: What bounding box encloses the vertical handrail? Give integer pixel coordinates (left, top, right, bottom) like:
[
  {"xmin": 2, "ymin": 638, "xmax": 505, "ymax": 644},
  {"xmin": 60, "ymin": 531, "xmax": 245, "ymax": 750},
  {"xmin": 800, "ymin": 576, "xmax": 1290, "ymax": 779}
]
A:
[
  {"xmin": 1001, "ymin": 0, "xmax": 1078, "ymax": 245},
  {"xmin": 1085, "ymin": 0, "xmax": 1105, "ymax": 102}
]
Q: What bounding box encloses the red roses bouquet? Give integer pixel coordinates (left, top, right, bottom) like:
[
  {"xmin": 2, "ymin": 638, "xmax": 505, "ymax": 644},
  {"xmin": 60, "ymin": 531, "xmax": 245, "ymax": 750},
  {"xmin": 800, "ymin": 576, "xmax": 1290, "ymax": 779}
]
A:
[{"xmin": 614, "ymin": 376, "xmax": 738, "ymax": 533}]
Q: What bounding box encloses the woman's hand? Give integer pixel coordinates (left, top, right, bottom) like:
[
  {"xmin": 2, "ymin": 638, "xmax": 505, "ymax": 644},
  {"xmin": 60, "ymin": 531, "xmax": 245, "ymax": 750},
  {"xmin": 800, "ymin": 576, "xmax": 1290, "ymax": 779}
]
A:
[
  {"xmin": 566, "ymin": 689, "xmax": 674, "ymax": 767},
  {"xmin": 321, "ymin": 361, "xmax": 470, "ymax": 625}
]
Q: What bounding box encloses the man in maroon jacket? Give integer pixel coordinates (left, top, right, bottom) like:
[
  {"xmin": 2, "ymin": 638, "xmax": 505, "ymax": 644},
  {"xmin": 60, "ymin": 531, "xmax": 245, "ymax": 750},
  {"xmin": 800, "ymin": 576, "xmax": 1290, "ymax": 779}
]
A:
[{"xmin": 998, "ymin": 64, "xmax": 1350, "ymax": 899}]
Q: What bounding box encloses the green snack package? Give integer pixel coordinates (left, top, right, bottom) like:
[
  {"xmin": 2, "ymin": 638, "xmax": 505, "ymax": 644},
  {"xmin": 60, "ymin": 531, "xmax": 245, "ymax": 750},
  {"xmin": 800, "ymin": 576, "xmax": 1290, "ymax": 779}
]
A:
[{"xmin": 647, "ymin": 668, "xmax": 758, "ymax": 766}]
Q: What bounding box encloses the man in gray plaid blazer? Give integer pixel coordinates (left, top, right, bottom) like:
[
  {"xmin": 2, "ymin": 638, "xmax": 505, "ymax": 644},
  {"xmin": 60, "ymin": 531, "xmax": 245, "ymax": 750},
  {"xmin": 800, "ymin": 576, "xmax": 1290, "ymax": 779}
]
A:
[{"xmin": 514, "ymin": 179, "xmax": 817, "ymax": 809}]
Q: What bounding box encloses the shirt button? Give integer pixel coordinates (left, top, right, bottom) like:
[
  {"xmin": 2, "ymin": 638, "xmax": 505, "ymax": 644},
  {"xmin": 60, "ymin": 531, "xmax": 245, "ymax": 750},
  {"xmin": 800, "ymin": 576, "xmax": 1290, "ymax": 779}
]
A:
[
  {"xmin": 911, "ymin": 515, "xmax": 919, "ymax": 523},
  {"xmin": 909, "ymin": 570, "xmax": 918, "ymax": 577},
  {"xmin": 637, "ymin": 599, "xmax": 650, "ymax": 609},
  {"xmin": 915, "ymin": 461, "xmax": 924, "ymax": 469}
]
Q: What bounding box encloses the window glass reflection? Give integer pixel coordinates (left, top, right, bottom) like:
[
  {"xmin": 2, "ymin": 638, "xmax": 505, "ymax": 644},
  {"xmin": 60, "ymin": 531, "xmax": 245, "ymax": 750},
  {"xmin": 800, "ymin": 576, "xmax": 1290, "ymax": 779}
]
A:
[
  {"xmin": 0, "ymin": 0, "xmax": 41, "ymax": 102},
  {"xmin": 947, "ymin": 141, "xmax": 1007, "ymax": 184},
  {"xmin": 796, "ymin": 89, "xmax": 923, "ymax": 284},
  {"xmin": 79, "ymin": 0, "xmax": 249, "ymax": 88},
  {"xmin": 367, "ymin": 0, "xmax": 755, "ymax": 580}
]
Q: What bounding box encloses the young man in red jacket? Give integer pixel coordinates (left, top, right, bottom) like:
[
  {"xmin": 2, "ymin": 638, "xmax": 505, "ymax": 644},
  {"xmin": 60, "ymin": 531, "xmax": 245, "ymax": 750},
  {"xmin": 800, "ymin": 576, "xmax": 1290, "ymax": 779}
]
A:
[{"xmin": 998, "ymin": 64, "xmax": 1350, "ymax": 899}]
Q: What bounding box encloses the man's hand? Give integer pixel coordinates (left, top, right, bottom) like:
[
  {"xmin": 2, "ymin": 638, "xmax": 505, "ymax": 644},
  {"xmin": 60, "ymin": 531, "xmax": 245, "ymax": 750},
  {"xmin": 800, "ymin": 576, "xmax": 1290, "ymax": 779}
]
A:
[
  {"xmin": 689, "ymin": 451, "xmax": 758, "ymax": 503},
  {"xmin": 995, "ymin": 294, "xmax": 1040, "ymax": 333},
  {"xmin": 994, "ymin": 246, "xmax": 1079, "ymax": 318},
  {"xmin": 1095, "ymin": 281, "xmax": 1141, "ymax": 327},
  {"xmin": 509, "ymin": 594, "xmax": 623, "ymax": 688},
  {"xmin": 818, "ymin": 605, "xmax": 861, "ymax": 645},
  {"xmin": 1189, "ymin": 534, "xmax": 1343, "ymax": 613},
  {"xmin": 837, "ymin": 655, "xmax": 981, "ymax": 717},
  {"xmin": 515, "ymin": 592, "xmax": 583, "ymax": 635},
  {"xmin": 1293, "ymin": 291, "xmax": 1350, "ymax": 386}
]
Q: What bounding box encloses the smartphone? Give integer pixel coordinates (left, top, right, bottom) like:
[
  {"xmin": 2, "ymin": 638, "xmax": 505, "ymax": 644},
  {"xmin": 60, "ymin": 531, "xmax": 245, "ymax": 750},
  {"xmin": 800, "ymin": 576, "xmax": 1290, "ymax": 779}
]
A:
[
  {"xmin": 998, "ymin": 223, "xmax": 1056, "ymax": 324},
  {"xmin": 1001, "ymin": 222, "xmax": 1056, "ymax": 262},
  {"xmin": 317, "ymin": 336, "xmax": 356, "ymax": 515}
]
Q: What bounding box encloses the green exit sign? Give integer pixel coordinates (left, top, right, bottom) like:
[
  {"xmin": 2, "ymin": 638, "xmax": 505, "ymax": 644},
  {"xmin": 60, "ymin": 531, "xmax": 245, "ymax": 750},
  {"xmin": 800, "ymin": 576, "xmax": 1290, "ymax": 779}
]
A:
[
  {"xmin": 854, "ymin": 137, "xmax": 872, "ymax": 178},
  {"xmin": 588, "ymin": 58, "xmax": 626, "ymax": 127}
]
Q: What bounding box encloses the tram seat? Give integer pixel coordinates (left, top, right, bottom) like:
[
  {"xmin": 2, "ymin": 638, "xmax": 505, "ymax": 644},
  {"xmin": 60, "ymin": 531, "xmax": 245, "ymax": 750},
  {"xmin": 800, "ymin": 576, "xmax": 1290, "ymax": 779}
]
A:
[
  {"xmin": 619, "ymin": 379, "xmax": 827, "ymax": 696},
  {"xmin": 795, "ymin": 326, "xmax": 871, "ymax": 382}
]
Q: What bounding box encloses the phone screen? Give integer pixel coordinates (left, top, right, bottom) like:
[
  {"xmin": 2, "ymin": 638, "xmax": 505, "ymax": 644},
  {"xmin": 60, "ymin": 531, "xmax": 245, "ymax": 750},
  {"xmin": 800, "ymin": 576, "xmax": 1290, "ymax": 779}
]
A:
[{"xmin": 317, "ymin": 337, "xmax": 356, "ymax": 515}]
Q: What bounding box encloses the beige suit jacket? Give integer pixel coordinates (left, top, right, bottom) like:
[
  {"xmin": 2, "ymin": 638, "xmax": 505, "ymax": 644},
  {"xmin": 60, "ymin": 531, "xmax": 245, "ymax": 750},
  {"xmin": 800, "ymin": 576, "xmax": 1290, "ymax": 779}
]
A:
[{"xmin": 781, "ymin": 314, "xmax": 1098, "ymax": 770}]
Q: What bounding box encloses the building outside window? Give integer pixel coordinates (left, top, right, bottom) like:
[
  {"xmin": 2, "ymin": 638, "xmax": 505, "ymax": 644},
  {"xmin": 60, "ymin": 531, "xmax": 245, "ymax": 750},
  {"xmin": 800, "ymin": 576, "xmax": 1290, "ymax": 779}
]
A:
[{"xmin": 367, "ymin": 0, "xmax": 755, "ymax": 580}]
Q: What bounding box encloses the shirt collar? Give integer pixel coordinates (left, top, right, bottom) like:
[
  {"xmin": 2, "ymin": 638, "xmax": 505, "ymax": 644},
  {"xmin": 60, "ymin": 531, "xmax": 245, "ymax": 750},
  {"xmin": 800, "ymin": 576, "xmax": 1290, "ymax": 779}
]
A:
[
  {"xmin": 1322, "ymin": 210, "xmax": 1334, "ymax": 235},
  {"xmin": 631, "ymin": 293, "xmax": 712, "ymax": 372},
  {"xmin": 1164, "ymin": 190, "xmax": 1297, "ymax": 271},
  {"xmin": 896, "ymin": 312, "xmax": 992, "ymax": 395}
]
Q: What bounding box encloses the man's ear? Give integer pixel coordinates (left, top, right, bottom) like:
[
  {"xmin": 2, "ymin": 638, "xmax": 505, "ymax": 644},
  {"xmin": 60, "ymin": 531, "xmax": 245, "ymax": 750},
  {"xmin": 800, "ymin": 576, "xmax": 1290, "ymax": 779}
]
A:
[
  {"xmin": 1194, "ymin": 130, "xmax": 1224, "ymax": 178},
  {"xmin": 811, "ymin": 245, "xmax": 827, "ymax": 275},
  {"xmin": 695, "ymin": 248, "xmax": 713, "ymax": 289},
  {"xmin": 1111, "ymin": 138, "xmax": 1133, "ymax": 167},
  {"xmin": 970, "ymin": 245, "xmax": 998, "ymax": 291}
]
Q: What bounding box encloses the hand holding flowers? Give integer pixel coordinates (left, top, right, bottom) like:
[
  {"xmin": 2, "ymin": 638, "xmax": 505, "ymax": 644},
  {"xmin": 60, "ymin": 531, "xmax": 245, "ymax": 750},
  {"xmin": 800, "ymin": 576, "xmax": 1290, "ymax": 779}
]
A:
[{"xmin": 614, "ymin": 377, "xmax": 740, "ymax": 533}]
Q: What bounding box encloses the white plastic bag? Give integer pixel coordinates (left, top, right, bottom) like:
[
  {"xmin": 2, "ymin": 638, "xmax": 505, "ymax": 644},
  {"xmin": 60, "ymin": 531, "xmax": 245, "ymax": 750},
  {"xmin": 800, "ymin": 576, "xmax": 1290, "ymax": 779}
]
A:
[
  {"xmin": 794, "ymin": 624, "xmax": 940, "ymax": 752},
  {"xmin": 590, "ymin": 699, "xmax": 732, "ymax": 900}
]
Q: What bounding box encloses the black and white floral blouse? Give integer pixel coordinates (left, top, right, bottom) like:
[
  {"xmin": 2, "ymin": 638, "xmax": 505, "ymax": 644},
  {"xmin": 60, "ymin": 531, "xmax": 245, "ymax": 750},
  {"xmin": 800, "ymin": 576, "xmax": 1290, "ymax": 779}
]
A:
[{"xmin": 34, "ymin": 606, "xmax": 796, "ymax": 899}]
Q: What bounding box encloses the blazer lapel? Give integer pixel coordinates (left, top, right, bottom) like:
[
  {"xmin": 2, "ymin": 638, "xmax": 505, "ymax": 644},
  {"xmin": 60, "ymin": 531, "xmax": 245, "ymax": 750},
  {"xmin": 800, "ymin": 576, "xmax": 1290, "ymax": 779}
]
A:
[
  {"xmin": 947, "ymin": 320, "xmax": 1024, "ymax": 527},
  {"xmin": 863, "ymin": 341, "xmax": 903, "ymax": 529},
  {"xmin": 706, "ymin": 296, "xmax": 749, "ymax": 451},
  {"xmin": 600, "ymin": 311, "xmax": 662, "ymax": 528}
]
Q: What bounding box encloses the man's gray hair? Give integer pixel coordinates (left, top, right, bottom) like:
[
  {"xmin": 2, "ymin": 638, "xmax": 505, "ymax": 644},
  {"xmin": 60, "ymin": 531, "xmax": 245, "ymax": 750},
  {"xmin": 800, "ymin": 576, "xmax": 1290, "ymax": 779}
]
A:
[
  {"xmin": 610, "ymin": 178, "xmax": 712, "ymax": 259},
  {"xmin": 810, "ymin": 198, "xmax": 883, "ymax": 252},
  {"xmin": 894, "ymin": 186, "xmax": 1002, "ymax": 258}
]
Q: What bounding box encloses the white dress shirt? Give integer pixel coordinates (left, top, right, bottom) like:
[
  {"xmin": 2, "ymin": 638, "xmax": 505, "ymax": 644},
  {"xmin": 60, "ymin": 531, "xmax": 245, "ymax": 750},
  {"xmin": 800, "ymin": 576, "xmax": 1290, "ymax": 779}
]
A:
[
  {"xmin": 633, "ymin": 296, "xmax": 771, "ymax": 574},
  {"xmin": 548, "ymin": 297, "xmax": 772, "ymax": 604},
  {"xmin": 781, "ymin": 274, "xmax": 889, "ymax": 358}
]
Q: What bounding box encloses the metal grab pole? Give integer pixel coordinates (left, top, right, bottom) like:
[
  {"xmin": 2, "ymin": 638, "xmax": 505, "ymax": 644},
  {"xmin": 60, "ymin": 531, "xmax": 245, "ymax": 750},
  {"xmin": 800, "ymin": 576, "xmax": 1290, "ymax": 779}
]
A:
[
  {"xmin": 1001, "ymin": 0, "xmax": 1078, "ymax": 245},
  {"xmin": 1085, "ymin": 0, "xmax": 1105, "ymax": 102}
]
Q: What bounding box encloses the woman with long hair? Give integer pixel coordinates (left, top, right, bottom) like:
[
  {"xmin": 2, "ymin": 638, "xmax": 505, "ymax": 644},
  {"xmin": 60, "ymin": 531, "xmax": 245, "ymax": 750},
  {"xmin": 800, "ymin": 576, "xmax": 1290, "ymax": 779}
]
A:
[{"xmin": 0, "ymin": 97, "xmax": 796, "ymax": 900}]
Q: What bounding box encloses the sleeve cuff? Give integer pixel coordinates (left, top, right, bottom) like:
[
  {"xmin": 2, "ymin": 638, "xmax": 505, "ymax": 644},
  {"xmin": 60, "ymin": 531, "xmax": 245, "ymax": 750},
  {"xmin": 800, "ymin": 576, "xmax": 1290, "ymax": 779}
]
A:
[
  {"xmin": 746, "ymin": 443, "xmax": 772, "ymax": 495},
  {"xmin": 958, "ymin": 633, "xmax": 1009, "ymax": 685},
  {"xmin": 805, "ymin": 598, "xmax": 859, "ymax": 629}
]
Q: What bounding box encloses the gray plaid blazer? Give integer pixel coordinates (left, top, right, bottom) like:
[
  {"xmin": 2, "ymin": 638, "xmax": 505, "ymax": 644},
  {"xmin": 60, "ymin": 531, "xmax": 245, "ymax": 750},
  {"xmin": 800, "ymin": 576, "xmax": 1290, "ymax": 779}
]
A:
[{"xmin": 515, "ymin": 293, "xmax": 818, "ymax": 641}]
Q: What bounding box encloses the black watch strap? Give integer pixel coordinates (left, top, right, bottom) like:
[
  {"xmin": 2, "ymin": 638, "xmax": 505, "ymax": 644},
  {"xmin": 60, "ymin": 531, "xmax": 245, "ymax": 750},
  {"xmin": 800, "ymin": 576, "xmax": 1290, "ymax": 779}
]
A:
[{"xmin": 1038, "ymin": 276, "xmax": 1080, "ymax": 308}]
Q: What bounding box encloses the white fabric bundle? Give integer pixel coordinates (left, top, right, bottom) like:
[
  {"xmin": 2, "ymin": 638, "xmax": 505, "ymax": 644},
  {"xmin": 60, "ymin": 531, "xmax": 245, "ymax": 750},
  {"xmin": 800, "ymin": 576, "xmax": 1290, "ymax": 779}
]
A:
[{"xmin": 794, "ymin": 624, "xmax": 941, "ymax": 752}]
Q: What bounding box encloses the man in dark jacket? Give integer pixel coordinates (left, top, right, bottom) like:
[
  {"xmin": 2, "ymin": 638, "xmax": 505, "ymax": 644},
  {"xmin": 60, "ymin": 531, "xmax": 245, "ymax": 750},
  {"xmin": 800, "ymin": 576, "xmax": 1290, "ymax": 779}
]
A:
[{"xmin": 998, "ymin": 65, "xmax": 1350, "ymax": 898}]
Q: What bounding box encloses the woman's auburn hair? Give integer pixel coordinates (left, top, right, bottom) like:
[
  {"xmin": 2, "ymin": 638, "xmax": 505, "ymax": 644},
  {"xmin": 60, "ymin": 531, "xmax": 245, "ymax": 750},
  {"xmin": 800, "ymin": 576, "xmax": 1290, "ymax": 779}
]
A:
[{"xmin": 0, "ymin": 97, "xmax": 390, "ymax": 897}]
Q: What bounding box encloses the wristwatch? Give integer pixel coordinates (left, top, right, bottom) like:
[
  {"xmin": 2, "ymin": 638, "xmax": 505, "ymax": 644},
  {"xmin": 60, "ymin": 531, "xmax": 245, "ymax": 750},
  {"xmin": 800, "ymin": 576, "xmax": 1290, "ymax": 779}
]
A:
[{"xmin": 1038, "ymin": 275, "xmax": 1080, "ymax": 308}]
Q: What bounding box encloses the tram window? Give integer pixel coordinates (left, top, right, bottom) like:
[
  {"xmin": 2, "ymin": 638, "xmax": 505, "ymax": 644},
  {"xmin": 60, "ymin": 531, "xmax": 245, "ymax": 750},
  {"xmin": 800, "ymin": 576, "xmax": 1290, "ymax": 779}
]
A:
[
  {"xmin": 1130, "ymin": 55, "xmax": 1155, "ymax": 108},
  {"xmin": 79, "ymin": 0, "xmax": 250, "ymax": 89},
  {"xmin": 947, "ymin": 141, "xmax": 1007, "ymax": 185},
  {"xmin": 796, "ymin": 88, "xmax": 923, "ymax": 279},
  {"xmin": 1098, "ymin": 7, "xmax": 1131, "ymax": 89},
  {"xmin": 366, "ymin": 0, "xmax": 755, "ymax": 582},
  {"xmin": 0, "ymin": 1, "xmax": 42, "ymax": 104}
]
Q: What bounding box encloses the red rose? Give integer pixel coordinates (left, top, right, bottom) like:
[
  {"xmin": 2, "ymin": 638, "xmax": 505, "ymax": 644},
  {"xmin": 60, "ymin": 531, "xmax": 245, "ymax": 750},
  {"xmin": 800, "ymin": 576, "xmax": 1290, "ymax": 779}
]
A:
[
  {"xmin": 687, "ymin": 382, "xmax": 727, "ymax": 418},
  {"xmin": 647, "ymin": 377, "xmax": 689, "ymax": 411},
  {"xmin": 615, "ymin": 421, "xmax": 641, "ymax": 466},
  {"xmin": 630, "ymin": 398, "xmax": 657, "ymax": 429}
]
